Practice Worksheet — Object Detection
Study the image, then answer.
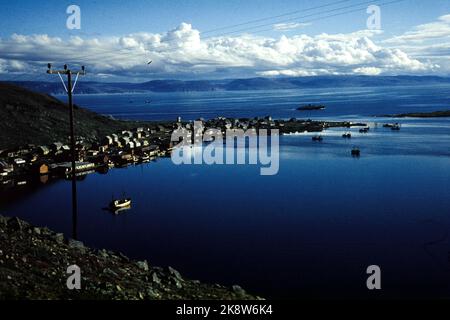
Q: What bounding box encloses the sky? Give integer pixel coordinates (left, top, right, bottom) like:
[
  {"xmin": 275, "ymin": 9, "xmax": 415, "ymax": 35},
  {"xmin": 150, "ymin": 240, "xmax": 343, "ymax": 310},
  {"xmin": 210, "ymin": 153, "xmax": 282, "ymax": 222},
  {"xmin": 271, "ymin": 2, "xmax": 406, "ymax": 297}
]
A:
[{"xmin": 0, "ymin": 0, "xmax": 450, "ymax": 81}]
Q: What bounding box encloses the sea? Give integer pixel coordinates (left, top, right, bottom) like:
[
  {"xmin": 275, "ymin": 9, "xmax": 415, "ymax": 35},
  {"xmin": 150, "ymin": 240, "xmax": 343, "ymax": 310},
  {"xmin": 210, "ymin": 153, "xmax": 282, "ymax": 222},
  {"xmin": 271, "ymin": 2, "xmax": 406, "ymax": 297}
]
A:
[{"xmin": 1, "ymin": 84, "xmax": 449, "ymax": 298}]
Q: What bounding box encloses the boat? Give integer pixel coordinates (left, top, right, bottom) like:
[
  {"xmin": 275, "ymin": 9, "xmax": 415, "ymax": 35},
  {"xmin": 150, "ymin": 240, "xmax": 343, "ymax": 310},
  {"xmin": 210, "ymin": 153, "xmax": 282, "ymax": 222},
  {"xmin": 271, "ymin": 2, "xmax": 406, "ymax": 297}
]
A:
[
  {"xmin": 297, "ymin": 104, "xmax": 326, "ymax": 111},
  {"xmin": 342, "ymin": 132, "xmax": 352, "ymax": 138},
  {"xmin": 312, "ymin": 135, "xmax": 323, "ymax": 141},
  {"xmin": 391, "ymin": 124, "xmax": 401, "ymax": 131},
  {"xmin": 351, "ymin": 147, "xmax": 361, "ymax": 156},
  {"xmin": 109, "ymin": 198, "xmax": 132, "ymax": 210},
  {"xmin": 111, "ymin": 206, "xmax": 131, "ymax": 215},
  {"xmin": 359, "ymin": 127, "xmax": 370, "ymax": 133}
]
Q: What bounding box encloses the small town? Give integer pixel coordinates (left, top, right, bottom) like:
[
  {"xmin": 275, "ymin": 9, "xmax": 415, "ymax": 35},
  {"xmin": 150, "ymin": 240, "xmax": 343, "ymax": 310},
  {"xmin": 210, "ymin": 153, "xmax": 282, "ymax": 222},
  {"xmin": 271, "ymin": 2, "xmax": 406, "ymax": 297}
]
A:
[{"xmin": 0, "ymin": 116, "xmax": 364, "ymax": 189}]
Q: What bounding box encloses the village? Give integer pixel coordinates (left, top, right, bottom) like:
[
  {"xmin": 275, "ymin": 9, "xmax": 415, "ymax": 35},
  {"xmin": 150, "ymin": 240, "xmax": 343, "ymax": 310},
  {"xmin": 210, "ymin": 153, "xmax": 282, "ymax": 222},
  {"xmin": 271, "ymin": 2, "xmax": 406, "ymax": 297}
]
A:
[{"xmin": 0, "ymin": 116, "xmax": 364, "ymax": 189}]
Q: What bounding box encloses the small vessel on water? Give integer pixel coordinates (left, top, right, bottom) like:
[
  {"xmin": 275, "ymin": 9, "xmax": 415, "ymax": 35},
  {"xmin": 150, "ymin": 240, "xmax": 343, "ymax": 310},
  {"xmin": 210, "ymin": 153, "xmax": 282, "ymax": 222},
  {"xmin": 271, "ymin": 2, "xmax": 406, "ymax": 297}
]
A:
[
  {"xmin": 342, "ymin": 132, "xmax": 352, "ymax": 138},
  {"xmin": 109, "ymin": 198, "xmax": 132, "ymax": 210},
  {"xmin": 359, "ymin": 127, "xmax": 370, "ymax": 133},
  {"xmin": 391, "ymin": 124, "xmax": 401, "ymax": 131},
  {"xmin": 297, "ymin": 104, "xmax": 326, "ymax": 111},
  {"xmin": 351, "ymin": 147, "xmax": 361, "ymax": 157},
  {"xmin": 312, "ymin": 135, "xmax": 323, "ymax": 141}
]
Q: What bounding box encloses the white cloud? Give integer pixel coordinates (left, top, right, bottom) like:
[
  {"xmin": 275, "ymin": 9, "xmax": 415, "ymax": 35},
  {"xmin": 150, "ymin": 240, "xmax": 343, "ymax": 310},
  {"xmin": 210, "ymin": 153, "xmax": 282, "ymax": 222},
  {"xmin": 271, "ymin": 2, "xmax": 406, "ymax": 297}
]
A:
[
  {"xmin": 0, "ymin": 22, "xmax": 441, "ymax": 79},
  {"xmin": 353, "ymin": 67, "xmax": 382, "ymax": 75},
  {"xmin": 273, "ymin": 22, "xmax": 311, "ymax": 31},
  {"xmin": 384, "ymin": 14, "xmax": 450, "ymax": 44}
]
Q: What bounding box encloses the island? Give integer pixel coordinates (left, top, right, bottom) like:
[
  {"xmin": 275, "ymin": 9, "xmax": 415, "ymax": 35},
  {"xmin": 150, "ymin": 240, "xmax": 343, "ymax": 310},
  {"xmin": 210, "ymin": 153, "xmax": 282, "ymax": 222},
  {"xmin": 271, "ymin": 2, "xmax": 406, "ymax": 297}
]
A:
[
  {"xmin": 379, "ymin": 110, "xmax": 450, "ymax": 118},
  {"xmin": 297, "ymin": 104, "xmax": 326, "ymax": 111}
]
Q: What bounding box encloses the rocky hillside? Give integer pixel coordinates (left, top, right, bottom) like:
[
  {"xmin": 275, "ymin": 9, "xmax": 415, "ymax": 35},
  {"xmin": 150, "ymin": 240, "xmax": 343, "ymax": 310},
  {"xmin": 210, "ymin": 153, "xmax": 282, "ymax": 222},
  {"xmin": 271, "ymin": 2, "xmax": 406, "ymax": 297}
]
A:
[
  {"xmin": 0, "ymin": 83, "xmax": 142, "ymax": 150},
  {"xmin": 0, "ymin": 215, "xmax": 259, "ymax": 300}
]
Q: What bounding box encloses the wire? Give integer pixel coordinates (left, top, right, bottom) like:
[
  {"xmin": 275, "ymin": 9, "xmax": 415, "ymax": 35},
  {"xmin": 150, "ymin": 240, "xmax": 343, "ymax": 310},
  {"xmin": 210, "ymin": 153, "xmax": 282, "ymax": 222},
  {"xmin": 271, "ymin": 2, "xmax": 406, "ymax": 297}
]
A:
[
  {"xmin": 2, "ymin": 0, "xmax": 409, "ymax": 79},
  {"xmin": 201, "ymin": 0, "xmax": 353, "ymax": 35},
  {"xmin": 44, "ymin": 0, "xmax": 392, "ymax": 64},
  {"xmin": 61, "ymin": 0, "xmax": 406, "ymax": 67}
]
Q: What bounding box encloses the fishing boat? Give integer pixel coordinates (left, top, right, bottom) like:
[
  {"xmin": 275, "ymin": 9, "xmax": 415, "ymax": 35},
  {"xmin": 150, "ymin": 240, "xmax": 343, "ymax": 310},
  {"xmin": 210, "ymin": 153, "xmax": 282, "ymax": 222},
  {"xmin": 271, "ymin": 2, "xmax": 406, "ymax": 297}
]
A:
[
  {"xmin": 351, "ymin": 147, "xmax": 361, "ymax": 156},
  {"xmin": 359, "ymin": 127, "xmax": 370, "ymax": 133},
  {"xmin": 109, "ymin": 198, "xmax": 132, "ymax": 210},
  {"xmin": 342, "ymin": 132, "xmax": 352, "ymax": 138},
  {"xmin": 111, "ymin": 206, "xmax": 131, "ymax": 215}
]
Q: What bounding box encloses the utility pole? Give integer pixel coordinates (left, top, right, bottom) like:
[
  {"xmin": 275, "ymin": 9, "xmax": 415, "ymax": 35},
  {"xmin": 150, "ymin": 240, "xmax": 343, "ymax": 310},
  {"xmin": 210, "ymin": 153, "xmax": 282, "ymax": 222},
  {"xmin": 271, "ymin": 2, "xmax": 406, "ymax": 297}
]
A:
[{"xmin": 46, "ymin": 64, "xmax": 86, "ymax": 240}]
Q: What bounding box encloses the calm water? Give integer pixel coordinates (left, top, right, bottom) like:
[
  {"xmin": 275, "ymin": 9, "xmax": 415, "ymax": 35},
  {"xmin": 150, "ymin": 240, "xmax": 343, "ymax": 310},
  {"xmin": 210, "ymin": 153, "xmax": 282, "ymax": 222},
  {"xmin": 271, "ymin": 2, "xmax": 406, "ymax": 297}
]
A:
[{"xmin": 1, "ymin": 85, "xmax": 450, "ymax": 298}]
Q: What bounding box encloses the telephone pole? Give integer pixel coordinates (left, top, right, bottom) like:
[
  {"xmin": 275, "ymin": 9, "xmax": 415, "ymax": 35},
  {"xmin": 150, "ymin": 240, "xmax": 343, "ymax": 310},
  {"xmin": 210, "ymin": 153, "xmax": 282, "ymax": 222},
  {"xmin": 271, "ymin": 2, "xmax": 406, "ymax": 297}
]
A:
[{"xmin": 46, "ymin": 64, "xmax": 86, "ymax": 240}]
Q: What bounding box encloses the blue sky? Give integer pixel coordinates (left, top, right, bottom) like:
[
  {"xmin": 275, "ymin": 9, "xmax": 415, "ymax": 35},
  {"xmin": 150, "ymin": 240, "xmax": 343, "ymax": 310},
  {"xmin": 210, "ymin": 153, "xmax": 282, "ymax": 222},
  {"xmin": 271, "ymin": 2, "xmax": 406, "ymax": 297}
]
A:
[
  {"xmin": 1, "ymin": 0, "xmax": 448, "ymax": 38},
  {"xmin": 1, "ymin": 0, "xmax": 450, "ymax": 81}
]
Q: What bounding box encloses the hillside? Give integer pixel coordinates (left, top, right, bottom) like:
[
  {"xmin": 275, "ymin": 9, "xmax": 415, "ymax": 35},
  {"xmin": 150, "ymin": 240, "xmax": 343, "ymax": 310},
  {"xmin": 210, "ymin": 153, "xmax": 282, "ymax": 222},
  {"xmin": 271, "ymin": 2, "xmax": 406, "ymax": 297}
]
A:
[
  {"xmin": 0, "ymin": 83, "xmax": 142, "ymax": 150},
  {"xmin": 0, "ymin": 215, "xmax": 258, "ymax": 300}
]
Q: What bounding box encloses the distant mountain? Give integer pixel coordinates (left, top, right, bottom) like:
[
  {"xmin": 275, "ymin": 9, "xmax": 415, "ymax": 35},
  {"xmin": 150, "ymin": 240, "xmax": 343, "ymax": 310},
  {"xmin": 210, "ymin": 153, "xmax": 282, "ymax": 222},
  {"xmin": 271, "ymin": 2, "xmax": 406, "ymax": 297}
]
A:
[
  {"xmin": 4, "ymin": 75, "xmax": 450, "ymax": 95},
  {"xmin": 0, "ymin": 83, "xmax": 143, "ymax": 149}
]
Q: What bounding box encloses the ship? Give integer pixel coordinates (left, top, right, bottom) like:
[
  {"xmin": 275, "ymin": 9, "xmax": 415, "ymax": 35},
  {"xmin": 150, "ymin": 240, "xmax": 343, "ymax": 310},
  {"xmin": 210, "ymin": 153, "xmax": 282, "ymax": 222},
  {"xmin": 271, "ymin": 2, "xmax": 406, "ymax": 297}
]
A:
[{"xmin": 297, "ymin": 104, "xmax": 326, "ymax": 111}]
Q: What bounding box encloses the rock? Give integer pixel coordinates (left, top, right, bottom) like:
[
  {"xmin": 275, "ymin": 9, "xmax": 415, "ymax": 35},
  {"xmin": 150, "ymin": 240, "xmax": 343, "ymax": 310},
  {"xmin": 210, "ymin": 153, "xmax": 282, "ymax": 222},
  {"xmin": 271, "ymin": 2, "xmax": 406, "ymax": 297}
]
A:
[
  {"xmin": 7, "ymin": 217, "xmax": 28, "ymax": 231},
  {"xmin": 172, "ymin": 278, "xmax": 183, "ymax": 289},
  {"xmin": 118, "ymin": 252, "xmax": 130, "ymax": 262},
  {"xmin": 98, "ymin": 249, "xmax": 109, "ymax": 258},
  {"xmin": 135, "ymin": 260, "xmax": 149, "ymax": 271},
  {"xmin": 0, "ymin": 215, "xmax": 8, "ymax": 225},
  {"xmin": 33, "ymin": 227, "xmax": 41, "ymax": 235},
  {"xmin": 168, "ymin": 266, "xmax": 183, "ymax": 281},
  {"xmin": 40, "ymin": 227, "xmax": 52, "ymax": 236},
  {"xmin": 68, "ymin": 239, "xmax": 86, "ymax": 253},
  {"xmin": 103, "ymin": 268, "xmax": 119, "ymax": 278},
  {"xmin": 146, "ymin": 289, "xmax": 159, "ymax": 299},
  {"xmin": 54, "ymin": 233, "xmax": 64, "ymax": 244},
  {"xmin": 232, "ymin": 285, "xmax": 246, "ymax": 296},
  {"xmin": 151, "ymin": 272, "xmax": 161, "ymax": 284}
]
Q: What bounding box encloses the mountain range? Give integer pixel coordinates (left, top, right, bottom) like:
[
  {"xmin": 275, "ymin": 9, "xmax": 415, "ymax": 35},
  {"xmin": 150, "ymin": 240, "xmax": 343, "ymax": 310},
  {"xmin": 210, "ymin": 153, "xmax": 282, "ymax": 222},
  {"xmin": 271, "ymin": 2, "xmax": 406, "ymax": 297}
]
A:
[{"xmin": 4, "ymin": 75, "xmax": 450, "ymax": 95}]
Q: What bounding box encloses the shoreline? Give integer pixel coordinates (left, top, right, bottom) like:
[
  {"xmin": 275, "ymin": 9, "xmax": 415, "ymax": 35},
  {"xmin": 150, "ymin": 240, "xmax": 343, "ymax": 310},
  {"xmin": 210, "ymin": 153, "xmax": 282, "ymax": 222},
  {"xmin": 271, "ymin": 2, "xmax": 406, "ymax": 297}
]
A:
[
  {"xmin": 377, "ymin": 110, "xmax": 450, "ymax": 118},
  {"xmin": 0, "ymin": 214, "xmax": 260, "ymax": 300},
  {"xmin": 0, "ymin": 116, "xmax": 366, "ymax": 191}
]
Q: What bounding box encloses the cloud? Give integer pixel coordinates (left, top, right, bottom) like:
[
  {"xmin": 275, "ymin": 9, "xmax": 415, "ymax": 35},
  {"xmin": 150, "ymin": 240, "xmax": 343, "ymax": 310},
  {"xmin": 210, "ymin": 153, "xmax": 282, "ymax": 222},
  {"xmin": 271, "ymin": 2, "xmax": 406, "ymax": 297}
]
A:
[
  {"xmin": 0, "ymin": 22, "xmax": 441, "ymax": 80},
  {"xmin": 353, "ymin": 67, "xmax": 382, "ymax": 75},
  {"xmin": 384, "ymin": 14, "xmax": 450, "ymax": 44},
  {"xmin": 273, "ymin": 22, "xmax": 311, "ymax": 31}
]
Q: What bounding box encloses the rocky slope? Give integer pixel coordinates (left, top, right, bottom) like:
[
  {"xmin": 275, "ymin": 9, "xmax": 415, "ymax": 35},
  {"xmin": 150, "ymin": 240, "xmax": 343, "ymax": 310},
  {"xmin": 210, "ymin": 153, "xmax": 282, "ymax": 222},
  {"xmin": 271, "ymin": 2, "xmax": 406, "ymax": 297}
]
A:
[
  {"xmin": 0, "ymin": 215, "xmax": 259, "ymax": 300},
  {"xmin": 0, "ymin": 83, "xmax": 144, "ymax": 150}
]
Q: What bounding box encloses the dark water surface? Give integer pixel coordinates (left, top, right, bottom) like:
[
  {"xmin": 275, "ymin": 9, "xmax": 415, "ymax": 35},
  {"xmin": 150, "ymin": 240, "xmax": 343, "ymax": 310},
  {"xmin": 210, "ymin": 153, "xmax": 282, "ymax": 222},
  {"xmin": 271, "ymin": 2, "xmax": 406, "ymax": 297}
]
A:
[{"xmin": 1, "ymin": 85, "xmax": 450, "ymax": 298}]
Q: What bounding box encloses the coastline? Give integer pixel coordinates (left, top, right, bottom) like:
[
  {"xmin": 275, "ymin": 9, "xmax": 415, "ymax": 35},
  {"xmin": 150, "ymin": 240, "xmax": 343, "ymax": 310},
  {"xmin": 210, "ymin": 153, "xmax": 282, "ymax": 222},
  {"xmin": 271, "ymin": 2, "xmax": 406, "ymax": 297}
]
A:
[
  {"xmin": 0, "ymin": 116, "xmax": 366, "ymax": 190},
  {"xmin": 0, "ymin": 215, "xmax": 260, "ymax": 300},
  {"xmin": 378, "ymin": 110, "xmax": 450, "ymax": 118}
]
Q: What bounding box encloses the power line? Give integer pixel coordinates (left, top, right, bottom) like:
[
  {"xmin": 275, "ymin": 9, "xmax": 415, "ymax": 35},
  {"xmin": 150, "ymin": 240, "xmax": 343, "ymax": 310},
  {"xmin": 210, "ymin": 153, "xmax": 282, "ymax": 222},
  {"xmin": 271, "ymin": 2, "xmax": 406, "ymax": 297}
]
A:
[
  {"xmin": 46, "ymin": 63, "xmax": 86, "ymax": 240},
  {"xmin": 49, "ymin": 0, "xmax": 355, "ymax": 63},
  {"xmin": 201, "ymin": 0, "xmax": 398, "ymax": 38},
  {"xmin": 44, "ymin": 0, "xmax": 387, "ymax": 63},
  {"xmin": 60, "ymin": 0, "xmax": 406, "ymax": 67},
  {"xmin": 3, "ymin": 0, "xmax": 408, "ymax": 79},
  {"xmin": 201, "ymin": 0, "xmax": 353, "ymax": 35},
  {"xmin": 234, "ymin": 0, "xmax": 407, "ymax": 37}
]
